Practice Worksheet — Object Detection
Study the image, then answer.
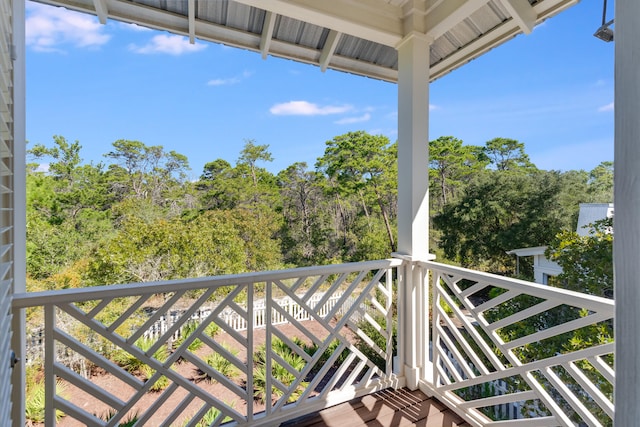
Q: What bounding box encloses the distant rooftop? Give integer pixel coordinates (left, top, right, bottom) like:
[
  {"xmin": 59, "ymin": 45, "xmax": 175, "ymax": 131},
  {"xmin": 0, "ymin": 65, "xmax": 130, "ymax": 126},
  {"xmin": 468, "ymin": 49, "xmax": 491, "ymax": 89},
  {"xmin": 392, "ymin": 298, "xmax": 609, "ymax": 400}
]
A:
[{"xmin": 576, "ymin": 203, "xmax": 614, "ymax": 236}]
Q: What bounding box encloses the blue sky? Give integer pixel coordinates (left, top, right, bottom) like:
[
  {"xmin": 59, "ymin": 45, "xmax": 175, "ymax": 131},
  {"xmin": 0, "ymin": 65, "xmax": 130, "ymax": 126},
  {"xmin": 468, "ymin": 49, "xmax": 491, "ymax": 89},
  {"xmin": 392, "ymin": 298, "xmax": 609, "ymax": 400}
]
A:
[{"xmin": 25, "ymin": 0, "xmax": 615, "ymax": 178}]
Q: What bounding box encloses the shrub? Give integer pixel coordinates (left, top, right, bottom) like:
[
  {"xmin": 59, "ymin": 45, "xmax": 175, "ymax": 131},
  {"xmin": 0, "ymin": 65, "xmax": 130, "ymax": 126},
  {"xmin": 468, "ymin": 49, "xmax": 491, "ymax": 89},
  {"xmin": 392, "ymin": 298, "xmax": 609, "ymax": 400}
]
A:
[
  {"xmin": 353, "ymin": 315, "xmax": 396, "ymax": 372},
  {"xmin": 201, "ymin": 344, "xmax": 239, "ymax": 383},
  {"xmin": 112, "ymin": 337, "xmax": 171, "ymax": 391},
  {"xmin": 182, "ymin": 404, "xmax": 234, "ymax": 426},
  {"xmin": 112, "ymin": 337, "xmax": 169, "ymax": 374},
  {"xmin": 253, "ymin": 337, "xmax": 309, "ymax": 403},
  {"xmin": 25, "ymin": 378, "xmax": 67, "ymax": 423}
]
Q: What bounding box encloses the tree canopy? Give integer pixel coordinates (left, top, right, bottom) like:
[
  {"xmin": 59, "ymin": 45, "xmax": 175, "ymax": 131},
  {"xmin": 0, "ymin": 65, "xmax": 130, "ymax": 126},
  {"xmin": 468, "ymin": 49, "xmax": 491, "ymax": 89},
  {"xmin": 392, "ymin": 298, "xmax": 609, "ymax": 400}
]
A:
[{"xmin": 26, "ymin": 133, "xmax": 612, "ymax": 292}]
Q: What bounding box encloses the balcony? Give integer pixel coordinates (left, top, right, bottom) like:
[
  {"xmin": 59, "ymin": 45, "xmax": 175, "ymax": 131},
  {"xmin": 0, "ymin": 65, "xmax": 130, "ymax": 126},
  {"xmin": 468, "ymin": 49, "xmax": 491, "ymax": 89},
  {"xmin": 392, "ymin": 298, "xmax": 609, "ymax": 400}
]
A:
[{"xmin": 12, "ymin": 258, "xmax": 614, "ymax": 426}]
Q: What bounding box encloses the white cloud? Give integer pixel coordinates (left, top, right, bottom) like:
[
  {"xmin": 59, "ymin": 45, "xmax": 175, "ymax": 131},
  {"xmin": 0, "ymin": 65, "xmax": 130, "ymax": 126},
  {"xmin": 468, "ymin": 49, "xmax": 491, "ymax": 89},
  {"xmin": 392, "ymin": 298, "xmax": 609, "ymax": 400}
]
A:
[
  {"xmin": 429, "ymin": 104, "xmax": 439, "ymax": 111},
  {"xmin": 335, "ymin": 113, "xmax": 371, "ymax": 125},
  {"xmin": 598, "ymin": 102, "xmax": 614, "ymax": 112},
  {"xmin": 34, "ymin": 163, "xmax": 50, "ymax": 173},
  {"xmin": 270, "ymin": 101, "xmax": 352, "ymax": 116},
  {"xmin": 26, "ymin": 2, "xmax": 111, "ymax": 52},
  {"xmin": 207, "ymin": 71, "xmax": 253, "ymax": 86},
  {"xmin": 129, "ymin": 34, "xmax": 207, "ymax": 55}
]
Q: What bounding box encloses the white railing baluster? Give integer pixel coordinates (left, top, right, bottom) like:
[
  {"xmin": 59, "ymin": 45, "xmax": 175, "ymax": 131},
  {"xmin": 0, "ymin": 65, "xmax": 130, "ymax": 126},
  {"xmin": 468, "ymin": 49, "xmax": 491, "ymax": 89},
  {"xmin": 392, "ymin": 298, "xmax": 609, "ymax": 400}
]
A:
[{"xmin": 44, "ymin": 304, "xmax": 55, "ymax": 427}]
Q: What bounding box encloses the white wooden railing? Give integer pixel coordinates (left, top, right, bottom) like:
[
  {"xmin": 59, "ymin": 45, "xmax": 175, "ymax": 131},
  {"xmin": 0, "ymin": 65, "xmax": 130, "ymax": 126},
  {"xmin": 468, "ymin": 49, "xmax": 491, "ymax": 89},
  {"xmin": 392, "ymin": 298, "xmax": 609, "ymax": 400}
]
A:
[
  {"xmin": 421, "ymin": 261, "xmax": 615, "ymax": 427},
  {"xmin": 23, "ymin": 292, "xmax": 359, "ymax": 365},
  {"xmin": 11, "ymin": 259, "xmax": 616, "ymax": 426},
  {"xmin": 12, "ymin": 259, "xmax": 401, "ymax": 427}
]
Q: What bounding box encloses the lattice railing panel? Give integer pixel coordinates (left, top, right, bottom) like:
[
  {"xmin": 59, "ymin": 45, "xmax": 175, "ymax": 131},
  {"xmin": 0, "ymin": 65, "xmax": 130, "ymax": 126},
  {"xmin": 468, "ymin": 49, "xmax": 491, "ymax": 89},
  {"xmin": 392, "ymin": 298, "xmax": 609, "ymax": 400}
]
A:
[
  {"xmin": 423, "ymin": 261, "xmax": 614, "ymax": 427},
  {"xmin": 13, "ymin": 259, "xmax": 401, "ymax": 426}
]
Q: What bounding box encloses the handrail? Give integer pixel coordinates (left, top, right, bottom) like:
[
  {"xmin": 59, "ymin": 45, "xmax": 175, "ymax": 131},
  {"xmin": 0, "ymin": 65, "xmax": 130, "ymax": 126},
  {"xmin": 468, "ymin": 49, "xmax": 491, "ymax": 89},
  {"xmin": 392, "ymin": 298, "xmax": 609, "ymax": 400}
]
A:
[
  {"xmin": 420, "ymin": 260, "xmax": 614, "ymax": 312},
  {"xmin": 13, "ymin": 258, "xmax": 403, "ymax": 308}
]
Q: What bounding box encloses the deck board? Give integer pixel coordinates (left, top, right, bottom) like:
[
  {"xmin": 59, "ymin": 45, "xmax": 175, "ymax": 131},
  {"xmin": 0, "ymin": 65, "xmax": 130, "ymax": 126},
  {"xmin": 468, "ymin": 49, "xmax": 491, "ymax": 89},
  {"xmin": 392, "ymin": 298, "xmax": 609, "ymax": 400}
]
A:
[{"xmin": 281, "ymin": 388, "xmax": 471, "ymax": 427}]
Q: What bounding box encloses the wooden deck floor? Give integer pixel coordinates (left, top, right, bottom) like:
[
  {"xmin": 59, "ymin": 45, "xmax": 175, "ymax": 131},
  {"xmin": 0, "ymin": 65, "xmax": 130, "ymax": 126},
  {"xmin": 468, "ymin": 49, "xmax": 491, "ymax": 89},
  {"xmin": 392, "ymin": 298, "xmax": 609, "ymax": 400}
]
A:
[{"xmin": 281, "ymin": 388, "xmax": 471, "ymax": 427}]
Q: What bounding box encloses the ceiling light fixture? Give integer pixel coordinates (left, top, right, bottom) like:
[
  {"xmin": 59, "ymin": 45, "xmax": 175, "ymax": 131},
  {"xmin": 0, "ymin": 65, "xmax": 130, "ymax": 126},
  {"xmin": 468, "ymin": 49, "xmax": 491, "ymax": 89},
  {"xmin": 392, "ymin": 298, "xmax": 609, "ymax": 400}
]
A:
[{"xmin": 594, "ymin": 0, "xmax": 614, "ymax": 42}]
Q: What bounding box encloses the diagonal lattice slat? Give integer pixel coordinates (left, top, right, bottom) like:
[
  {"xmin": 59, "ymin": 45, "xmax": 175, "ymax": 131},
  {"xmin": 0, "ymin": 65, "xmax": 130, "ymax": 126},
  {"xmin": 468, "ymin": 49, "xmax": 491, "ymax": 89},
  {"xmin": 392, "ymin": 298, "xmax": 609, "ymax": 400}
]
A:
[
  {"xmin": 425, "ymin": 261, "xmax": 614, "ymax": 427},
  {"xmin": 14, "ymin": 259, "xmax": 402, "ymax": 427}
]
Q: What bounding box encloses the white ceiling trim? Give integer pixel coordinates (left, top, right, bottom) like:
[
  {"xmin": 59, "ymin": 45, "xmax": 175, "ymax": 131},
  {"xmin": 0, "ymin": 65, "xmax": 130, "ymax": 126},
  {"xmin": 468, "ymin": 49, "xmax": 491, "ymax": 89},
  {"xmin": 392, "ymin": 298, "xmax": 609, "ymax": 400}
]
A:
[
  {"xmin": 233, "ymin": 0, "xmax": 404, "ymax": 47},
  {"xmin": 260, "ymin": 11, "xmax": 276, "ymax": 59},
  {"xmin": 319, "ymin": 30, "xmax": 341, "ymax": 72},
  {"xmin": 500, "ymin": 0, "xmax": 537, "ymax": 34},
  {"xmin": 92, "ymin": 0, "xmax": 108, "ymax": 24},
  {"xmin": 187, "ymin": 0, "xmax": 195, "ymax": 44},
  {"xmin": 425, "ymin": 0, "xmax": 491, "ymax": 40}
]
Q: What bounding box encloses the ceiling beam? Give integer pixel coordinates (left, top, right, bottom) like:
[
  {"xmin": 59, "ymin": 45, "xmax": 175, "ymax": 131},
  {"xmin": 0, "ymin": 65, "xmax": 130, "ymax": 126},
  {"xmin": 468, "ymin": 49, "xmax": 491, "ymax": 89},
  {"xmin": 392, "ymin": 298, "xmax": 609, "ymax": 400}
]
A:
[
  {"xmin": 425, "ymin": 0, "xmax": 490, "ymax": 40},
  {"xmin": 92, "ymin": 0, "xmax": 108, "ymax": 24},
  {"xmin": 233, "ymin": 0, "xmax": 403, "ymax": 47},
  {"xmin": 188, "ymin": 0, "xmax": 195, "ymax": 43},
  {"xmin": 319, "ymin": 30, "xmax": 341, "ymax": 72},
  {"xmin": 260, "ymin": 11, "xmax": 276, "ymax": 59},
  {"xmin": 430, "ymin": 0, "xmax": 577, "ymax": 80},
  {"xmin": 500, "ymin": 0, "xmax": 536, "ymax": 34}
]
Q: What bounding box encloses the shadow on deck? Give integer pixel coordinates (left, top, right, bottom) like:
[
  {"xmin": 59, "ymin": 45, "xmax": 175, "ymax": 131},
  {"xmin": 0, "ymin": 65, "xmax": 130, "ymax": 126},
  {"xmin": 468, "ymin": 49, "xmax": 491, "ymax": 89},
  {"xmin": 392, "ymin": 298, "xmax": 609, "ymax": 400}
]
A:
[{"xmin": 281, "ymin": 388, "xmax": 471, "ymax": 427}]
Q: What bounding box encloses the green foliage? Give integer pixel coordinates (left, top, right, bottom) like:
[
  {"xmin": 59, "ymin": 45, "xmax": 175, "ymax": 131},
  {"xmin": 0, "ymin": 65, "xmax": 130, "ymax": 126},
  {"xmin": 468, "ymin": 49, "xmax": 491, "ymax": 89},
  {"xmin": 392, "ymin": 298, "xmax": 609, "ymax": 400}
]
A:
[
  {"xmin": 112, "ymin": 337, "xmax": 169, "ymax": 375},
  {"xmin": 353, "ymin": 314, "xmax": 396, "ymax": 372},
  {"xmin": 253, "ymin": 337, "xmax": 309, "ymax": 404},
  {"xmin": 316, "ymin": 131, "xmax": 398, "ymax": 258},
  {"xmin": 483, "ymin": 137, "xmax": 535, "ymax": 171},
  {"xmin": 546, "ymin": 218, "xmax": 613, "ymax": 298},
  {"xmin": 182, "ymin": 405, "xmax": 233, "ymax": 426},
  {"xmin": 201, "ymin": 344, "xmax": 240, "ymax": 382},
  {"xmin": 111, "ymin": 338, "xmax": 171, "ymax": 392},
  {"xmin": 173, "ymin": 321, "xmax": 219, "ymax": 353},
  {"xmin": 98, "ymin": 409, "xmax": 139, "ymax": 426},
  {"xmin": 434, "ymin": 169, "xmax": 572, "ymax": 272},
  {"xmin": 25, "ymin": 133, "xmax": 613, "ymax": 305},
  {"xmin": 429, "ymin": 136, "xmax": 487, "ymax": 212},
  {"xmin": 91, "ymin": 212, "xmax": 250, "ymax": 283},
  {"xmin": 25, "ymin": 376, "xmax": 67, "ymax": 423}
]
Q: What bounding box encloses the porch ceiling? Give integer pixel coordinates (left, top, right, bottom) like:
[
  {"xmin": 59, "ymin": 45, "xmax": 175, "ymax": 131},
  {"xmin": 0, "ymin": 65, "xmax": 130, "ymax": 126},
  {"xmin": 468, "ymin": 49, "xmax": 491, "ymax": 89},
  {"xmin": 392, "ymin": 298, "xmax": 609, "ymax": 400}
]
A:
[{"xmin": 32, "ymin": 0, "xmax": 578, "ymax": 83}]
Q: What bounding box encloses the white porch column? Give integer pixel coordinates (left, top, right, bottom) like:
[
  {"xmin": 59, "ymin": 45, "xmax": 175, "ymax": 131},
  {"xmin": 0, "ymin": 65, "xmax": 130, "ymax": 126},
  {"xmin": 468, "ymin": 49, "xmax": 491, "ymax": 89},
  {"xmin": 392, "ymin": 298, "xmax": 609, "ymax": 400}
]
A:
[
  {"xmin": 397, "ymin": 32, "xmax": 430, "ymax": 260},
  {"xmin": 396, "ymin": 32, "xmax": 431, "ymax": 390},
  {"xmin": 614, "ymin": 1, "xmax": 640, "ymax": 425}
]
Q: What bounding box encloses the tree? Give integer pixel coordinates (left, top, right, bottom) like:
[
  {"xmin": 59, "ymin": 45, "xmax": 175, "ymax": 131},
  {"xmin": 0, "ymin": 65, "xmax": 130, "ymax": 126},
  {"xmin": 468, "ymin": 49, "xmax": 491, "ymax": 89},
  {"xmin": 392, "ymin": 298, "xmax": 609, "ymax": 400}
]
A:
[
  {"xmin": 29, "ymin": 135, "xmax": 82, "ymax": 183},
  {"xmin": 429, "ymin": 136, "xmax": 487, "ymax": 211},
  {"xmin": 587, "ymin": 161, "xmax": 614, "ymax": 203},
  {"xmin": 27, "ymin": 137, "xmax": 113, "ymax": 284},
  {"xmin": 316, "ymin": 131, "xmax": 397, "ymax": 255},
  {"xmin": 434, "ymin": 170, "xmax": 571, "ymax": 272},
  {"xmin": 277, "ymin": 163, "xmax": 332, "ymax": 265},
  {"xmin": 238, "ymin": 139, "xmax": 273, "ymax": 188},
  {"xmin": 104, "ymin": 139, "xmax": 190, "ymax": 205},
  {"xmin": 545, "ymin": 218, "xmax": 613, "ymax": 298},
  {"xmin": 483, "ymin": 137, "xmax": 535, "ymax": 171},
  {"xmin": 198, "ymin": 141, "xmax": 280, "ymax": 214}
]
